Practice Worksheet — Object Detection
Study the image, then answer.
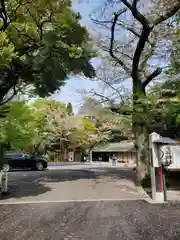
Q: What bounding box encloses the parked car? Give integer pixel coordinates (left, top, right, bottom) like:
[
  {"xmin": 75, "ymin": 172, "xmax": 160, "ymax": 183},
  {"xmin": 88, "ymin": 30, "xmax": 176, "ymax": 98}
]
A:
[{"xmin": 2, "ymin": 151, "xmax": 48, "ymax": 172}]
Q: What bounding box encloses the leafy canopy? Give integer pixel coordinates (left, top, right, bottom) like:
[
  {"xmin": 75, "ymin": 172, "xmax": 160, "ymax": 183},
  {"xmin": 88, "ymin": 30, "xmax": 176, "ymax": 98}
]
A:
[
  {"xmin": 0, "ymin": 101, "xmax": 35, "ymax": 150},
  {"xmin": 0, "ymin": 0, "xmax": 95, "ymax": 101}
]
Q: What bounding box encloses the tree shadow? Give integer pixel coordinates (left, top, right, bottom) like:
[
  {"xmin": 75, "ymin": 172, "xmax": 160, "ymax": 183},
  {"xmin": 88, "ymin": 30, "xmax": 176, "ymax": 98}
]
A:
[{"xmin": 0, "ymin": 168, "xmax": 136, "ymax": 200}]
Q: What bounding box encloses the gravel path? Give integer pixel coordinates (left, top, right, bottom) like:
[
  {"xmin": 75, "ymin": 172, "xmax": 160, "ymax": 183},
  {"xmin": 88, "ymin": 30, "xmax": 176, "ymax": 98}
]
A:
[{"xmin": 0, "ymin": 200, "xmax": 180, "ymax": 240}]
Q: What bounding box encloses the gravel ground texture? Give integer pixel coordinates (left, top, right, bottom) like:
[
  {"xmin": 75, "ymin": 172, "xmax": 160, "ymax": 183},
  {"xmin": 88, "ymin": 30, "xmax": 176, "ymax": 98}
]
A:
[{"xmin": 0, "ymin": 200, "xmax": 180, "ymax": 240}]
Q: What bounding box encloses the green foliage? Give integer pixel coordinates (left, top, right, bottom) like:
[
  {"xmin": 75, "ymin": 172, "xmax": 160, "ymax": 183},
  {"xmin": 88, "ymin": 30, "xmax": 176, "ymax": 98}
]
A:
[
  {"xmin": 146, "ymin": 79, "xmax": 180, "ymax": 138},
  {"xmin": 0, "ymin": 0, "xmax": 95, "ymax": 102},
  {"xmin": 106, "ymin": 83, "xmax": 180, "ymax": 140},
  {"xmin": 0, "ymin": 101, "xmax": 35, "ymax": 149},
  {"xmin": 0, "ymin": 32, "xmax": 18, "ymax": 67},
  {"xmin": 31, "ymin": 98, "xmax": 66, "ymax": 111},
  {"xmin": 78, "ymin": 97, "xmax": 133, "ymax": 147},
  {"xmin": 0, "ymin": 99, "xmax": 68, "ymax": 154},
  {"xmin": 0, "ymin": 97, "xmax": 133, "ymax": 156},
  {"xmin": 68, "ymin": 116, "xmax": 97, "ymax": 149},
  {"xmin": 29, "ymin": 99, "xmax": 67, "ymax": 152}
]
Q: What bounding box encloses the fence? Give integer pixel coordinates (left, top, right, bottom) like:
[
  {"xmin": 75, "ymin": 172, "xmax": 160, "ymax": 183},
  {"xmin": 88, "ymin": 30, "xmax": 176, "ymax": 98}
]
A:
[
  {"xmin": 49, "ymin": 151, "xmax": 69, "ymax": 162},
  {"xmin": 49, "ymin": 151, "xmax": 78, "ymax": 162}
]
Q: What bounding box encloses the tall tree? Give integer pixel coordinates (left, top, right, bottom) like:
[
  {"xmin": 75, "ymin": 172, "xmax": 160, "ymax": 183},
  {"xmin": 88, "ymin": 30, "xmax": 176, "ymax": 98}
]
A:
[
  {"xmin": 149, "ymin": 78, "xmax": 180, "ymax": 138},
  {"xmin": 0, "ymin": 0, "xmax": 95, "ymax": 104},
  {"xmin": 29, "ymin": 99, "xmax": 67, "ymax": 153},
  {"xmin": 0, "ymin": 101, "xmax": 35, "ymax": 150},
  {"xmin": 92, "ymin": 0, "xmax": 180, "ymax": 184},
  {"xmin": 45, "ymin": 105, "xmax": 82, "ymax": 150},
  {"xmin": 78, "ymin": 97, "xmax": 132, "ymax": 149}
]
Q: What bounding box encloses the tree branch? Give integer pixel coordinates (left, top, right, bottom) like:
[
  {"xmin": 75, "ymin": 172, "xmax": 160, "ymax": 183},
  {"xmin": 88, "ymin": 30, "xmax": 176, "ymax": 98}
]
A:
[
  {"xmin": 100, "ymin": 44, "xmax": 133, "ymax": 61},
  {"xmin": 115, "ymin": 49, "xmax": 133, "ymax": 60},
  {"xmin": 0, "ymin": 0, "xmax": 8, "ymax": 31},
  {"xmin": 140, "ymin": 38, "xmax": 157, "ymax": 72},
  {"xmin": 92, "ymin": 17, "xmax": 141, "ymax": 39},
  {"xmin": 100, "ymin": 76, "xmax": 125, "ymax": 104},
  {"xmin": 142, "ymin": 67, "xmax": 162, "ymax": 89},
  {"xmin": 116, "ymin": 21, "xmax": 141, "ymax": 38},
  {"xmin": 132, "ymin": 26, "xmax": 152, "ymax": 80},
  {"xmin": 90, "ymin": 91, "xmax": 115, "ymax": 105},
  {"xmin": 132, "ymin": 0, "xmax": 139, "ymax": 11},
  {"xmin": 110, "ymin": 12, "xmax": 131, "ymax": 74},
  {"xmin": 120, "ymin": 0, "xmax": 153, "ymax": 82},
  {"xmin": 0, "ymin": 0, "xmax": 34, "ymax": 32},
  {"xmin": 120, "ymin": 0, "xmax": 150, "ymax": 27},
  {"xmin": 27, "ymin": 6, "xmax": 54, "ymax": 40},
  {"xmin": 154, "ymin": 4, "xmax": 180, "ymax": 26},
  {"xmin": 39, "ymin": 10, "xmax": 53, "ymax": 40}
]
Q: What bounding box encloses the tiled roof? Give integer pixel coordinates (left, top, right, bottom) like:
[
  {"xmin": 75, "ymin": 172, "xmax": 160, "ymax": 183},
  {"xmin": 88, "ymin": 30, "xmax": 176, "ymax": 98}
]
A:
[
  {"xmin": 153, "ymin": 137, "xmax": 178, "ymax": 144},
  {"xmin": 92, "ymin": 141, "xmax": 136, "ymax": 152}
]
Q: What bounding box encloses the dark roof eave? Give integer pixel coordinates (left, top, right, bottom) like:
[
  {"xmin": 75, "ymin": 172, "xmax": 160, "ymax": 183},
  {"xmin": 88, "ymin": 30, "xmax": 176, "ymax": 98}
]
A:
[{"xmin": 92, "ymin": 149, "xmax": 136, "ymax": 153}]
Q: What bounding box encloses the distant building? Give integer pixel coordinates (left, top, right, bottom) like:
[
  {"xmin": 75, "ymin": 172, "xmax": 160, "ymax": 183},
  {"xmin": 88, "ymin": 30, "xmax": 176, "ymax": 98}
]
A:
[
  {"xmin": 49, "ymin": 141, "xmax": 136, "ymax": 163},
  {"xmin": 90, "ymin": 141, "xmax": 136, "ymax": 163}
]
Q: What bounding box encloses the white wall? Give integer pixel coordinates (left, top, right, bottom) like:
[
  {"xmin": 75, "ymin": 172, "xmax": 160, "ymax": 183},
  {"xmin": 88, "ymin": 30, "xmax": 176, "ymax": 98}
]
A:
[{"xmin": 168, "ymin": 145, "xmax": 180, "ymax": 169}]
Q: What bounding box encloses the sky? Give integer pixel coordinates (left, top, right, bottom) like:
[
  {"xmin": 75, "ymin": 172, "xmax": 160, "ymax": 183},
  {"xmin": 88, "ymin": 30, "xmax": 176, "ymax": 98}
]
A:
[
  {"xmin": 52, "ymin": 0, "xmax": 104, "ymax": 113},
  {"xmin": 51, "ymin": 0, "xmax": 139, "ymax": 113},
  {"xmin": 51, "ymin": 0, "xmax": 168, "ymax": 113}
]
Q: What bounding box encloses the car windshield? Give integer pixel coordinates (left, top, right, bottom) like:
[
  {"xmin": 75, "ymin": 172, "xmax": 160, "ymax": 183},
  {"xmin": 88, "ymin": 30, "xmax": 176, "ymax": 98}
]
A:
[{"xmin": 5, "ymin": 152, "xmax": 23, "ymax": 157}]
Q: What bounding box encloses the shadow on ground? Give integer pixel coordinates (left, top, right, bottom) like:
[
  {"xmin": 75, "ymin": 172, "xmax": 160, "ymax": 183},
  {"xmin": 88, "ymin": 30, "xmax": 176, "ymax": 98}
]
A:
[{"xmin": 1, "ymin": 168, "xmax": 136, "ymax": 200}]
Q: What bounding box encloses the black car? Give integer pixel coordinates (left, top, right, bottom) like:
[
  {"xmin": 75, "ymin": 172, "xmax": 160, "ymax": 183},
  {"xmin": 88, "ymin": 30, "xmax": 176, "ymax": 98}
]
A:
[{"xmin": 2, "ymin": 152, "xmax": 48, "ymax": 172}]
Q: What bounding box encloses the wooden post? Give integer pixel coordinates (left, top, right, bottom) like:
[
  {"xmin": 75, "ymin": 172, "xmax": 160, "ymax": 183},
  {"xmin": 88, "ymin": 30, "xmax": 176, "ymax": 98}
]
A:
[
  {"xmin": 162, "ymin": 165, "xmax": 167, "ymax": 201},
  {"xmin": 89, "ymin": 151, "xmax": 92, "ymax": 163},
  {"xmin": 0, "ymin": 171, "xmax": 8, "ymax": 194}
]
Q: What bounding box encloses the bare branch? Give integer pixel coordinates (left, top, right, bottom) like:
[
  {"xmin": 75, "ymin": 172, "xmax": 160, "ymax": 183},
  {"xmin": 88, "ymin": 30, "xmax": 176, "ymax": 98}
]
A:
[
  {"xmin": 154, "ymin": 3, "xmax": 180, "ymax": 26},
  {"xmin": 99, "ymin": 43, "xmax": 133, "ymax": 61},
  {"xmin": 110, "ymin": 12, "xmax": 131, "ymax": 74},
  {"xmin": 119, "ymin": 1, "xmax": 154, "ymax": 81},
  {"xmin": 91, "ymin": 91, "xmax": 115, "ymax": 105},
  {"xmin": 92, "ymin": 17, "xmax": 141, "ymax": 39},
  {"xmin": 116, "ymin": 21, "xmax": 141, "ymax": 38},
  {"xmin": 114, "ymin": 49, "xmax": 133, "ymax": 60},
  {"xmin": 120, "ymin": 0, "xmax": 150, "ymax": 27},
  {"xmin": 91, "ymin": 18, "xmax": 111, "ymax": 26},
  {"xmin": 104, "ymin": 81, "xmax": 124, "ymax": 102},
  {"xmin": 142, "ymin": 67, "xmax": 162, "ymax": 89}
]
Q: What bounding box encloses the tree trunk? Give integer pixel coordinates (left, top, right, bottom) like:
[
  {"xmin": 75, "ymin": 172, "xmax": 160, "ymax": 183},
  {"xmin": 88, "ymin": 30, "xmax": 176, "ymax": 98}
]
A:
[
  {"xmin": 0, "ymin": 60, "xmax": 24, "ymax": 104},
  {"xmin": 134, "ymin": 123, "xmax": 149, "ymax": 186},
  {"xmin": 133, "ymin": 81, "xmax": 149, "ymax": 186}
]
